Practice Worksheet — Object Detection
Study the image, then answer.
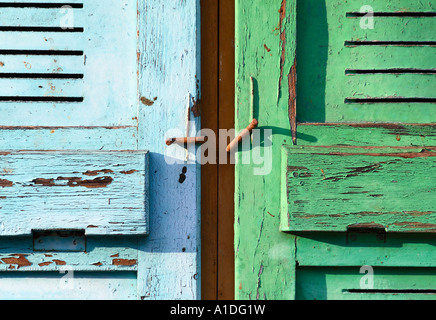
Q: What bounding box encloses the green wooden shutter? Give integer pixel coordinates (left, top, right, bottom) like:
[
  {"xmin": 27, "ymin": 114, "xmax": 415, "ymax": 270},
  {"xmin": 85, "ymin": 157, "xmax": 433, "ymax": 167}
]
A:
[
  {"xmin": 296, "ymin": 0, "xmax": 436, "ymax": 123},
  {"xmin": 280, "ymin": 0, "xmax": 436, "ymax": 233}
]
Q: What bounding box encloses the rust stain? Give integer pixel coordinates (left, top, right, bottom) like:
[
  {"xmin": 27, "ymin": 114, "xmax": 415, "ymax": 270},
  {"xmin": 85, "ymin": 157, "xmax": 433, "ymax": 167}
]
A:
[
  {"xmin": 140, "ymin": 97, "xmax": 154, "ymax": 106},
  {"xmin": 83, "ymin": 169, "xmax": 114, "ymax": 176},
  {"xmin": 112, "ymin": 259, "xmax": 137, "ymax": 266},
  {"xmin": 191, "ymin": 98, "xmax": 201, "ymax": 118},
  {"xmin": 53, "ymin": 260, "xmax": 67, "ymax": 266},
  {"xmin": 288, "ymin": 58, "xmax": 297, "ymax": 145},
  {"xmin": 92, "ymin": 262, "xmax": 103, "ymax": 267},
  {"xmin": 0, "ymin": 179, "xmax": 13, "ymax": 187},
  {"xmin": 110, "ymin": 254, "xmax": 120, "ymax": 258},
  {"xmin": 120, "ymin": 170, "xmax": 137, "ymax": 175},
  {"xmin": 288, "ymin": 166, "xmax": 309, "ymax": 171},
  {"xmin": 0, "ymin": 62, "xmax": 4, "ymax": 67},
  {"xmin": 2, "ymin": 254, "xmax": 32, "ymax": 268},
  {"xmin": 38, "ymin": 261, "xmax": 53, "ymax": 267},
  {"xmin": 33, "ymin": 176, "xmax": 113, "ymax": 189},
  {"xmin": 277, "ymin": 0, "xmax": 287, "ymax": 98},
  {"xmin": 394, "ymin": 222, "xmax": 436, "ymax": 229},
  {"xmin": 264, "ymin": 44, "xmax": 271, "ymax": 52},
  {"xmin": 32, "ymin": 178, "xmax": 56, "ymax": 186},
  {"xmin": 315, "ymin": 151, "xmax": 436, "ymax": 158},
  {"xmin": 405, "ymin": 211, "xmax": 434, "ymax": 217}
]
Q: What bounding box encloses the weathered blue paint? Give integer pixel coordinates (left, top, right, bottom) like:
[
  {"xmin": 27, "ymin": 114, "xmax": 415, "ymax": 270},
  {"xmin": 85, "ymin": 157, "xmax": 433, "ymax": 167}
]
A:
[
  {"xmin": 0, "ymin": 151, "xmax": 149, "ymax": 236},
  {"xmin": 0, "ymin": 0, "xmax": 200, "ymax": 300}
]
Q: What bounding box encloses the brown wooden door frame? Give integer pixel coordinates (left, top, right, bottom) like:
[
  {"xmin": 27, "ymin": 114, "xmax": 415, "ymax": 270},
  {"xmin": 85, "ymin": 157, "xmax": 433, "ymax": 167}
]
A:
[{"xmin": 201, "ymin": 0, "xmax": 235, "ymax": 300}]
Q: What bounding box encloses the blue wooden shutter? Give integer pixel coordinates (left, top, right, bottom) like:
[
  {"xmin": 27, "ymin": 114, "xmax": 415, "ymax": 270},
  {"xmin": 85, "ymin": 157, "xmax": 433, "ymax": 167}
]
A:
[{"xmin": 0, "ymin": 0, "xmax": 149, "ymax": 236}]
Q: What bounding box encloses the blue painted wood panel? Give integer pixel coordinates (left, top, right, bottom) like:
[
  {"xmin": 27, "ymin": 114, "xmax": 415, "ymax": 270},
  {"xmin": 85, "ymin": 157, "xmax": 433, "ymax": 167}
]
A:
[
  {"xmin": 0, "ymin": 0, "xmax": 201, "ymax": 300},
  {"xmin": 0, "ymin": 151, "xmax": 149, "ymax": 236}
]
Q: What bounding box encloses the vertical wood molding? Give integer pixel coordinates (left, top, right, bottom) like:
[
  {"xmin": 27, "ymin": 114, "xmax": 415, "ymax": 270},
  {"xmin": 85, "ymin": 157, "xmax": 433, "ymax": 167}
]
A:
[
  {"xmin": 201, "ymin": 0, "xmax": 219, "ymax": 300},
  {"xmin": 201, "ymin": 0, "xmax": 235, "ymax": 300},
  {"xmin": 218, "ymin": 0, "xmax": 235, "ymax": 301}
]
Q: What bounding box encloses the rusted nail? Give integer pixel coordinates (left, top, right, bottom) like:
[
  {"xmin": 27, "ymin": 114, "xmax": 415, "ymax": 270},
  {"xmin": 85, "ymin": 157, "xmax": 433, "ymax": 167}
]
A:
[
  {"xmin": 166, "ymin": 136, "xmax": 207, "ymax": 146},
  {"xmin": 226, "ymin": 119, "xmax": 259, "ymax": 153}
]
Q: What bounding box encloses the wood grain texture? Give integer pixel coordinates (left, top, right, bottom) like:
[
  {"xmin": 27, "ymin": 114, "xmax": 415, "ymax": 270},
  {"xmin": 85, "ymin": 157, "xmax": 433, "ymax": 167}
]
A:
[
  {"xmin": 235, "ymin": 0, "xmax": 436, "ymax": 301},
  {"xmin": 0, "ymin": 151, "xmax": 149, "ymax": 236},
  {"xmin": 0, "ymin": 0, "xmax": 201, "ymax": 300},
  {"xmin": 136, "ymin": 0, "xmax": 201, "ymax": 300},
  {"xmin": 281, "ymin": 145, "xmax": 436, "ymax": 233},
  {"xmin": 297, "ymin": 267, "xmax": 436, "ymax": 300},
  {"xmin": 297, "ymin": 0, "xmax": 436, "ymax": 123},
  {"xmin": 0, "ymin": 0, "xmax": 138, "ymax": 127},
  {"xmin": 296, "ymin": 233, "xmax": 436, "ymax": 267},
  {"xmin": 218, "ymin": 0, "xmax": 235, "ymax": 300},
  {"xmin": 201, "ymin": 0, "xmax": 219, "ymax": 300},
  {"xmin": 235, "ymin": 0, "xmax": 297, "ymax": 300}
]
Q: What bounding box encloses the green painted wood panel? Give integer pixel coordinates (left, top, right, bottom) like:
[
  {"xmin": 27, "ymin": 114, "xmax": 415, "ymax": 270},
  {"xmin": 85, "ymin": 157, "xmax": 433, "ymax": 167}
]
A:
[
  {"xmin": 296, "ymin": 233, "xmax": 436, "ymax": 267},
  {"xmin": 235, "ymin": 0, "xmax": 298, "ymax": 301},
  {"xmin": 281, "ymin": 145, "xmax": 436, "ymax": 233},
  {"xmin": 297, "ymin": 0, "xmax": 436, "ymax": 123},
  {"xmin": 236, "ymin": 0, "xmax": 436, "ymax": 301}
]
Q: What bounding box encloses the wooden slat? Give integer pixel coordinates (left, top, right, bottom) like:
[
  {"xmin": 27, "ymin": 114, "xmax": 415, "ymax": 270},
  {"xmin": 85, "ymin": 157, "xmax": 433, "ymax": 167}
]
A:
[
  {"xmin": 201, "ymin": 0, "xmax": 219, "ymax": 301},
  {"xmin": 0, "ymin": 32, "xmax": 84, "ymax": 51},
  {"xmin": 218, "ymin": 0, "xmax": 235, "ymax": 301},
  {"xmin": 0, "ymin": 272, "xmax": 138, "ymax": 300},
  {"xmin": 296, "ymin": 124, "xmax": 436, "ymax": 147},
  {"xmin": 297, "ymin": 267, "xmax": 436, "ymax": 300},
  {"xmin": 296, "ymin": 233, "xmax": 436, "ymax": 267},
  {"xmin": 346, "ymin": 46, "xmax": 436, "ymax": 70},
  {"xmin": 0, "ymin": 55, "xmax": 84, "ymax": 74},
  {"xmin": 281, "ymin": 145, "xmax": 436, "ymax": 233},
  {"xmin": 339, "ymin": 0, "xmax": 436, "ymax": 12},
  {"xmin": 345, "ymin": 17, "xmax": 436, "ymax": 42},
  {"xmin": 0, "ymin": 127, "xmax": 138, "ymax": 150},
  {"xmin": 344, "ymin": 74, "xmax": 436, "ymax": 98},
  {"xmin": 0, "ymin": 78, "xmax": 83, "ymax": 96},
  {"xmin": 0, "ymin": 7, "xmax": 84, "ymax": 27},
  {"xmin": 0, "ymin": 236, "xmax": 138, "ymax": 272},
  {"xmin": 0, "ymin": 151, "xmax": 149, "ymax": 236}
]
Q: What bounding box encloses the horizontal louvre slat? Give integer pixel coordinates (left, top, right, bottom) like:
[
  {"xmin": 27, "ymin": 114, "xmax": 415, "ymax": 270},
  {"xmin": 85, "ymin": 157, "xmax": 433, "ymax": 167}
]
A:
[
  {"xmin": 0, "ymin": 7, "xmax": 84, "ymax": 27},
  {"xmin": 340, "ymin": 0, "xmax": 436, "ymax": 12},
  {"xmin": 343, "ymin": 74, "xmax": 436, "ymax": 98},
  {"xmin": 0, "ymin": 54, "xmax": 84, "ymax": 73},
  {"xmin": 346, "ymin": 46, "xmax": 436, "ymax": 70},
  {"xmin": 345, "ymin": 17, "xmax": 436, "ymax": 42},
  {"xmin": 0, "ymin": 32, "xmax": 84, "ymax": 50},
  {"xmin": 0, "ymin": 78, "xmax": 83, "ymax": 96}
]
